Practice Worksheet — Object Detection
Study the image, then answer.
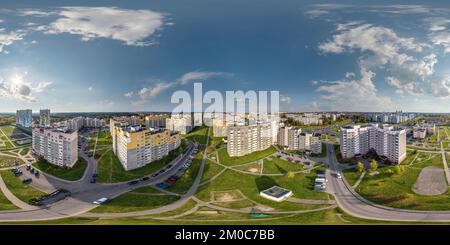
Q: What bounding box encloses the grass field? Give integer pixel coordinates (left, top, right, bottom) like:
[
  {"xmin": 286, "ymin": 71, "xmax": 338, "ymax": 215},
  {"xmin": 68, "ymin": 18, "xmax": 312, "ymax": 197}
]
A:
[
  {"xmin": 97, "ymin": 144, "xmax": 187, "ymax": 183},
  {"xmin": 91, "ymin": 186, "xmax": 180, "ymax": 213},
  {"xmin": 0, "ymin": 187, "xmax": 17, "ymax": 210},
  {"xmin": 355, "ymin": 152, "xmax": 450, "ymax": 210},
  {"xmin": 262, "ymin": 157, "xmax": 303, "ymax": 174},
  {"xmin": 218, "ymin": 146, "xmax": 277, "ymax": 166},
  {"xmin": 201, "ymin": 159, "xmax": 224, "ymax": 183},
  {"xmin": 0, "ymin": 155, "xmax": 24, "ymax": 168},
  {"xmin": 342, "ymin": 169, "xmax": 361, "ymax": 187},
  {"xmin": 183, "ymin": 127, "xmax": 209, "ymax": 146},
  {"xmin": 34, "ymin": 157, "xmax": 88, "ymax": 181},
  {"xmin": 0, "ymin": 170, "xmax": 47, "ymax": 204},
  {"xmin": 196, "ymin": 167, "xmax": 331, "ymax": 212}
]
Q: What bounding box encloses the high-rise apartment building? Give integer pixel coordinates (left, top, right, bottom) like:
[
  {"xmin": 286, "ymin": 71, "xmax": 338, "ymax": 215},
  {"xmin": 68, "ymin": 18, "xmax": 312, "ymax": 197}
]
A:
[
  {"xmin": 278, "ymin": 127, "xmax": 322, "ymax": 154},
  {"xmin": 166, "ymin": 114, "xmax": 193, "ymax": 135},
  {"xmin": 145, "ymin": 114, "xmax": 169, "ymax": 128},
  {"xmin": 110, "ymin": 118, "xmax": 181, "ymax": 171},
  {"xmin": 340, "ymin": 124, "xmax": 406, "ymax": 163},
  {"xmin": 39, "ymin": 109, "xmax": 51, "ymax": 126},
  {"xmin": 32, "ymin": 127, "xmax": 78, "ymax": 167},
  {"xmin": 16, "ymin": 109, "xmax": 33, "ymax": 127},
  {"xmin": 227, "ymin": 122, "xmax": 273, "ymax": 157}
]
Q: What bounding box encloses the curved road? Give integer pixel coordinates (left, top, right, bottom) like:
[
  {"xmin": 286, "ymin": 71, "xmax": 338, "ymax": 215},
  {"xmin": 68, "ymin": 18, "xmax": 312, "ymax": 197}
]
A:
[{"xmin": 326, "ymin": 143, "xmax": 450, "ymax": 222}]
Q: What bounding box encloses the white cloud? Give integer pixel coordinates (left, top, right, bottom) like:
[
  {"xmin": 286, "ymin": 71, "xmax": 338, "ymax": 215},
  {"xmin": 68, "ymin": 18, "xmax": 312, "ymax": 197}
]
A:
[
  {"xmin": 36, "ymin": 7, "xmax": 167, "ymax": 46},
  {"xmin": 280, "ymin": 94, "xmax": 292, "ymax": 104},
  {"xmin": 316, "ymin": 67, "xmax": 393, "ymax": 111},
  {"xmin": 427, "ymin": 18, "xmax": 450, "ymax": 53},
  {"xmin": 0, "ymin": 72, "xmax": 51, "ymax": 102},
  {"xmin": 0, "ymin": 28, "xmax": 26, "ymax": 53},
  {"xmin": 124, "ymin": 91, "xmax": 134, "ymax": 97},
  {"xmin": 138, "ymin": 81, "xmax": 175, "ymax": 99},
  {"xmin": 87, "ymin": 86, "xmax": 93, "ymax": 92},
  {"xmin": 177, "ymin": 71, "xmax": 226, "ymax": 84},
  {"xmin": 319, "ymin": 24, "xmax": 423, "ymax": 68},
  {"xmin": 18, "ymin": 9, "xmax": 57, "ymax": 17}
]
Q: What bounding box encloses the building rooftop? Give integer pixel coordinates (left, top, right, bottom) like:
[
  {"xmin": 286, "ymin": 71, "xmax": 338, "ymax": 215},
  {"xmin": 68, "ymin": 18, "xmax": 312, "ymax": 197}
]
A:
[{"xmin": 260, "ymin": 186, "xmax": 292, "ymax": 199}]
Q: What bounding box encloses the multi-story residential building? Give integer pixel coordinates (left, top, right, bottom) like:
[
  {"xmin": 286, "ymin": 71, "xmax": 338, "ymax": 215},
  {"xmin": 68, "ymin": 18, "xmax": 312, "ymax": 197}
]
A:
[
  {"xmin": 145, "ymin": 114, "xmax": 169, "ymax": 128},
  {"xmin": 39, "ymin": 109, "xmax": 51, "ymax": 126},
  {"xmin": 32, "ymin": 127, "xmax": 78, "ymax": 167},
  {"xmin": 110, "ymin": 119, "xmax": 181, "ymax": 171},
  {"xmin": 212, "ymin": 116, "xmax": 228, "ymax": 137},
  {"xmin": 413, "ymin": 127, "xmax": 427, "ymax": 139},
  {"xmin": 166, "ymin": 114, "xmax": 193, "ymax": 135},
  {"xmin": 16, "ymin": 109, "xmax": 33, "ymax": 127},
  {"xmin": 65, "ymin": 117, "xmax": 105, "ymax": 131},
  {"xmin": 340, "ymin": 124, "xmax": 406, "ymax": 164},
  {"xmin": 278, "ymin": 127, "xmax": 322, "ymax": 154},
  {"xmin": 227, "ymin": 122, "xmax": 273, "ymax": 157}
]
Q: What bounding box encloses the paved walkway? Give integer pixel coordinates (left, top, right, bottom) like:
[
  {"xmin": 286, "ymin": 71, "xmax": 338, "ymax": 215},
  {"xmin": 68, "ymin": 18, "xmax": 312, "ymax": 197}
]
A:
[
  {"xmin": 352, "ymin": 171, "xmax": 366, "ymax": 189},
  {"xmin": 286, "ymin": 197, "xmax": 336, "ymax": 205},
  {"xmin": 0, "ymin": 174, "xmax": 35, "ymax": 210}
]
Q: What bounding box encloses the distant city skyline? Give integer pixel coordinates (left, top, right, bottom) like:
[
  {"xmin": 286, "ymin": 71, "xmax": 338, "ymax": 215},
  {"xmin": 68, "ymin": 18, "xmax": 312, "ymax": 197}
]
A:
[{"xmin": 0, "ymin": 1, "xmax": 450, "ymax": 113}]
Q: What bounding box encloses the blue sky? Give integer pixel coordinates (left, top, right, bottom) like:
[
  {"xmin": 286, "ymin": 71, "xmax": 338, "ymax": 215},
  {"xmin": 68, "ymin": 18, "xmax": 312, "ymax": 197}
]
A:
[{"xmin": 0, "ymin": 0, "xmax": 450, "ymax": 112}]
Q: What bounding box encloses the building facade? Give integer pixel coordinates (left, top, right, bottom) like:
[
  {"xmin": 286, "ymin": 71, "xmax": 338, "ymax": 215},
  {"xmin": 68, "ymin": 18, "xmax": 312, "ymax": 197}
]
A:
[
  {"xmin": 166, "ymin": 114, "xmax": 193, "ymax": 135},
  {"xmin": 145, "ymin": 114, "xmax": 169, "ymax": 128},
  {"xmin": 32, "ymin": 127, "xmax": 78, "ymax": 167},
  {"xmin": 110, "ymin": 118, "xmax": 181, "ymax": 171},
  {"xmin": 278, "ymin": 126, "xmax": 322, "ymax": 154},
  {"xmin": 39, "ymin": 109, "xmax": 51, "ymax": 126},
  {"xmin": 16, "ymin": 109, "xmax": 33, "ymax": 127},
  {"xmin": 340, "ymin": 124, "xmax": 406, "ymax": 164},
  {"xmin": 227, "ymin": 123, "xmax": 273, "ymax": 157}
]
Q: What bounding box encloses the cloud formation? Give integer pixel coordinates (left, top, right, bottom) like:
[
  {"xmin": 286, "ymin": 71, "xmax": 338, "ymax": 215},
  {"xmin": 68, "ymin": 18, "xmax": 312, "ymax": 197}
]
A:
[
  {"xmin": 36, "ymin": 6, "xmax": 167, "ymax": 46},
  {"xmin": 0, "ymin": 73, "xmax": 51, "ymax": 102}
]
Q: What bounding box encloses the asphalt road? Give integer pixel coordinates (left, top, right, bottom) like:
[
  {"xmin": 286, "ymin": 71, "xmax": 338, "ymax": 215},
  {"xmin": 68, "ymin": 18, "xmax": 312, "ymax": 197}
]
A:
[
  {"xmin": 326, "ymin": 143, "xmax": 450, "ymax": 222},
  {"xmin": 0, "ymin": 135, "xmax": 198, "ymax": 222}
]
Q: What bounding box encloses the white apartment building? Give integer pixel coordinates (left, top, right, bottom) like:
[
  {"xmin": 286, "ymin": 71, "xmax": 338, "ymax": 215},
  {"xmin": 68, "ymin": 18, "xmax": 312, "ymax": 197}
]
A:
[
  {"xmin": 39, "ymin": 109, "xmax": 51, "ymax": 126},
  {"xmin": 145, "ymin": 114, "xmax": 169, "ymax": 128},
  {"xmin": 32, "ymin": 127, "xmax": 78, "ymax": 167},
  {"xmin": 66, "ymin": 117, "xmax": 106, "ymax": 131},
  {"xmin": 278, "ymin": 126, "xmax": 322, "ymax": 154},
  {"xmin": 166, "ymin": 114, "xmax": 193, "ymax": 135},
  {"xmin": 227, "ymin": 122, "xmax": 273, "ymax": 157},
  {"xmin": 340, "ymin": 124, "xmax": 406, "ymax": 164},
  {"xmin": 16, "ymin": 109, "xmax": 33, "ymax": 127}
]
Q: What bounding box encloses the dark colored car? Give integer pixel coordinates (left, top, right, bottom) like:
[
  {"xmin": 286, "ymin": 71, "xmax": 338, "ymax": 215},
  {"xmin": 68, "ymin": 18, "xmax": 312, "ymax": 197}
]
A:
[
  {"xmin": 141, "ymin": 177, "xmax": 150, "ymax": 181},
  {"xmin": 34, "ymin": 170, "xmax": 40, "ymax": 178},
  {"xmin": 156, "ymin": 183, "xmax": 169, "ymax": 189},
  {"xmin": 90, "ymin": 178, "xmax": 96, "ymax": 183},
  {"xmin": 128, "ymin": 180, "xmax": 139, "ymax": 185},
  {"xmin": 22, "ymin": 178, "xmax": 32, "ymax": 184}
]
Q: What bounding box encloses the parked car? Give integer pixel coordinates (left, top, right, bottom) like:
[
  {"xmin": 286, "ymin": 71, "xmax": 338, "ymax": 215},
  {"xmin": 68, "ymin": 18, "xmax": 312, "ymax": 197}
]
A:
[
  {"xmin": 30, "ymin": 168, "xmax": 35, "ymax": 174},
  {"xmin": 156, "ymin": 182, "xmax": 169, "ymax": 189},
  {"xmin": 141, "ymin": 177, "xmax": 150, "ymax": 181},
  {"xmin": 26, "ymin": 164, "xmax": 31, "ymax": 171},
  {"xmin": 34, "ymin": 170, "xmax": 40, "ymax": 178},
  {"xmin": 165, "ymin": 178, "xmax": 176, "ymax": 185},
  {"xmin": 128, "ymin": 180, "xmax": 139, "ymax": 185},
  {"xmin": 151, "ymin": 173, "xmax": 159, "ymax": 178},
  {"xmin": 90, "ymin": 178, "xmax": 96, "ymax": 183},
  {"xmin": 22, "ymin": 178, "xmax": 32, "ymax": 184},
  {"xmin": 93, "ymin": 197, "xmax": 108, "ymax": 205}
]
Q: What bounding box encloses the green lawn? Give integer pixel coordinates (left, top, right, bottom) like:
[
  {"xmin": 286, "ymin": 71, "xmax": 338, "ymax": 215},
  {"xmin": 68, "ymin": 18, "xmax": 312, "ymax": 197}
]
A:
[
  {"xmin": 97, "ymin": 144, "xmax": 186, "ymax": 183},
  {"xmin": 0, "ymin": 155, "xmax": 24, "ymax": 168},
  {"xmin": 183, "ymin": 127, "xmax": 209, "ymax": 146},
  {"xmin": 91, "ymin": 187, "xmax": 180, "ymax": 213},
  {"xmin": 196, "ymin": 167, "xmax": 331, "ymax": 212},
  {"xmin": 262, "ymin": 157, "xmax": 303, "ymax": 174},
  {"xmin": 0, "ymin": 170, "xmax": 47, "ymax": 204},
  {"xmin": 34, "ymin": 157, "xmax": 88, "ymax": 181},
  {"xmin": 19, "ymin": 147, "xmax": 30, "ymax": 156},
  {"xmin": 167, "ymin": 153, "xmax": 203, "ymax": 194},
  {"xmin": 201, "ymin": 159, "xmax": 224, "ymax": 183},
  {"xmin": 218, "ymin": 146, "xmax": 277, "ymax": 166},
  {"xmin": 356, "ymin": 152, "xmax": 450, "ymax": 210},
  {"xmin": 342, "ymin": 169, "xmax": 361, "ymax": 187},
  {"xmin": 0, "ymin": 187, "xmax": 17, "ymax": 210}
]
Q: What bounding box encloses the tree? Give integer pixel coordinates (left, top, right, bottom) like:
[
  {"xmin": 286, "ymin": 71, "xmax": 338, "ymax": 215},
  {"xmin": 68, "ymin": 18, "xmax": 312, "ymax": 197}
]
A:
[
  {"xmin": 356, "ymin": 162, "xmax": 364, "ymax": 173},
  {"xmin": 286, "ymin": 171, "xmax": 295, "ymax": 179},
  {"xmin": 394, "ymin": 165, "xmax": 405, "ymax": 175},
  {"xmin": 370, "ymin": 159, "xmax": 378, "ymax": 172}
]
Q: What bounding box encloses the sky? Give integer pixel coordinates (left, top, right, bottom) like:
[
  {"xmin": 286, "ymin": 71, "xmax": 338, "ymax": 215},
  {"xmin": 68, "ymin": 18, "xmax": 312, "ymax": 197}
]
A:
[{"xmin": 0, "ymin": 0, "xmax": 450, "ymax": 113}]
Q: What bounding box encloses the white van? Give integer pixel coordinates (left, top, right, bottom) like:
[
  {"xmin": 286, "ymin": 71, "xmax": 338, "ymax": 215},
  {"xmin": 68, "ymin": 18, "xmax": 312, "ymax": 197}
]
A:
[{"xmin": 93, "ymin": 197, "xmax": 109, "ymax": 205}]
